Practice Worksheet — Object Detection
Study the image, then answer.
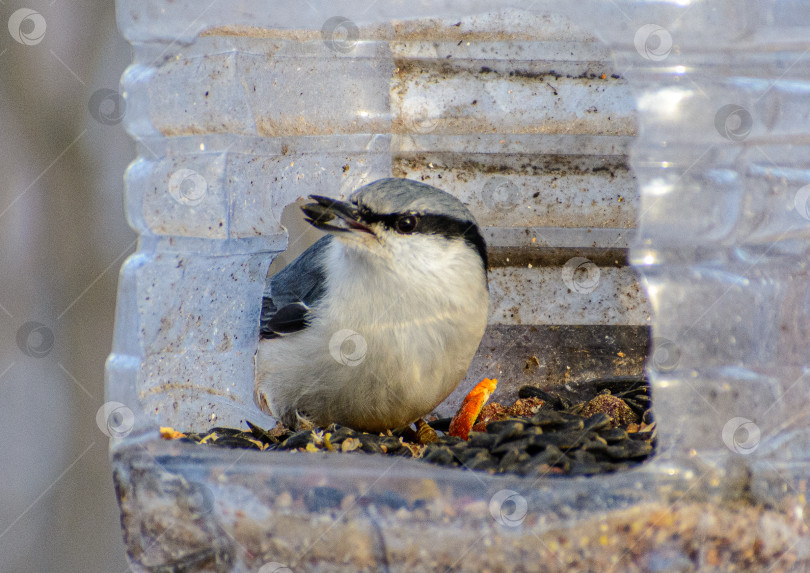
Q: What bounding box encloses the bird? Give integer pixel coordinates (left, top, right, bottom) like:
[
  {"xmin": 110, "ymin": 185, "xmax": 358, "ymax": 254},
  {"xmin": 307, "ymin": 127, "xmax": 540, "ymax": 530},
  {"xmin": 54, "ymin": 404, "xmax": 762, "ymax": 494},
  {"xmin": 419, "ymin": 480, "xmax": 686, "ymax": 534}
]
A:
[{"xmin": 254, "ymin": 177, "xmax": 489, "ymax": 433}]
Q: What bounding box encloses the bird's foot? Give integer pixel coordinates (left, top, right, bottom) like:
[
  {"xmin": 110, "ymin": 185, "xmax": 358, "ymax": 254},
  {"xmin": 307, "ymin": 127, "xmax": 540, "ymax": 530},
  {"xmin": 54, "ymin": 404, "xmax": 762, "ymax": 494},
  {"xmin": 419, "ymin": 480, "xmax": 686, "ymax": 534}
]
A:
[
  {"xmin": 293, "ymin": 410, "xmax": 317, "ymax": 432},
  {"xmin": 254, "ymin": 386, "xmax": 275, "ymax": 417}
]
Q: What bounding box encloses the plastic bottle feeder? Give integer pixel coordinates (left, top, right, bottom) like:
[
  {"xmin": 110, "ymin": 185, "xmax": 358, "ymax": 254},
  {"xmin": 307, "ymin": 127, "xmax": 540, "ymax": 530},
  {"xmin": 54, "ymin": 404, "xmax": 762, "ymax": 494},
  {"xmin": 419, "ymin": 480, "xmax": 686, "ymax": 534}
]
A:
[{"xmin": 108, "ymin": 2, "xmax": 810, "ymax": 571}]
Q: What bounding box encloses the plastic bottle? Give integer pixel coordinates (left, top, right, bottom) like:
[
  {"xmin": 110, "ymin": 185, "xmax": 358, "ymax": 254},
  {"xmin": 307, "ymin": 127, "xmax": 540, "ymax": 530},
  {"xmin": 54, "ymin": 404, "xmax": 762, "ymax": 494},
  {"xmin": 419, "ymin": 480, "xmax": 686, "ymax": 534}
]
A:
[{"xmin": 109, "ymin": 2, "xmax": 810, "ymax": 570}]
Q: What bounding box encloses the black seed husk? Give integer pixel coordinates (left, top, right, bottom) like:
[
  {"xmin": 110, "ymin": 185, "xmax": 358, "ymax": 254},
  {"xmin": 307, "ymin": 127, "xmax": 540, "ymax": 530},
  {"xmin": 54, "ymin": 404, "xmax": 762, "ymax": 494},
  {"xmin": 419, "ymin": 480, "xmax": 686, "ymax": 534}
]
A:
[
  {"xmin": 358, "ymin": 434, "xmax": 384, "ymax": 454},
  {"xmin": 281, "ymin": 430, "xmax": 313, "ymax": 450},
  {"xmin": 426, "ymin": 417, "xmax": 453, "ymax": 432},
  {"xmin": 423, "ymin": 445, "xmax": 455, "ymax": 465},
  {"xmin": 518, "ymin": 385, "xmax": 568, "ymax": 409},
  {"xmin": 598, "ymin": 428, "xmax": 629, "ymax": 443},
  {"xmin": 180, "ymin": 376, "xmax": 656, "ymax": 477},
  {"xmin": 466, "ymin": 431, "xmax": 499, "ymax": 449}
]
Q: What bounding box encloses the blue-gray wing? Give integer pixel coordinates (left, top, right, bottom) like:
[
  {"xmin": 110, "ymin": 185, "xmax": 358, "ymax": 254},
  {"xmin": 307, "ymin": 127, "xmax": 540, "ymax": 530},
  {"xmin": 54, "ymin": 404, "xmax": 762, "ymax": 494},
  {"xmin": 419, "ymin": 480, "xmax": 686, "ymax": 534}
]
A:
[{"xmin": 260, "ymin": 235, "xmax": 331, "ymax": 339}]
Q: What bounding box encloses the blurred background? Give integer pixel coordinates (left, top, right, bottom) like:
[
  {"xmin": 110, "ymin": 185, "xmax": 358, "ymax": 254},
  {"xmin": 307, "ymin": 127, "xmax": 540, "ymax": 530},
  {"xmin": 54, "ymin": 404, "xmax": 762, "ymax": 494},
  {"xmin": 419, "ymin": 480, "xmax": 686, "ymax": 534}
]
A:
[{"xmin": 0, "ymin": 1, "xmax": 133, "ymax": 571}]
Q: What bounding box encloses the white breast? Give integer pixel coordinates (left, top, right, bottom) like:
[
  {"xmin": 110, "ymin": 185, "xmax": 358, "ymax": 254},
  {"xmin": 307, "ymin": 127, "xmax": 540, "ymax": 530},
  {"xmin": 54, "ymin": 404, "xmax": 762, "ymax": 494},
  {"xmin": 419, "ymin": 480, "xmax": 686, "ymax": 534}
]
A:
[{"xmin": 255, "ymin": 234, "xmax": 489, "ymax": 432}]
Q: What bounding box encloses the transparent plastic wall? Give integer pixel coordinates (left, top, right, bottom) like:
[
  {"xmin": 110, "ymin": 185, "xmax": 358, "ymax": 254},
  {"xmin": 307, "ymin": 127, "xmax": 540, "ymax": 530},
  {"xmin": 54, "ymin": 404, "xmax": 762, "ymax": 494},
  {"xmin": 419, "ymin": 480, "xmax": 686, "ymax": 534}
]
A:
[{"xmin": 109, "ymin": 1, "xmax": 810, "ymax": 571}]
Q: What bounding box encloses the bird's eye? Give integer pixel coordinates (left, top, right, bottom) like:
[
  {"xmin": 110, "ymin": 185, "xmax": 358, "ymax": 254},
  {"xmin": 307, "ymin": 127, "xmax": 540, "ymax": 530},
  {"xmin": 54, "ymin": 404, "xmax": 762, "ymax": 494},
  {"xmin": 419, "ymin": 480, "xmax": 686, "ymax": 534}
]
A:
[{"xmin": 396, "ymin": 215, "xmax": 418, "ymax": 234}]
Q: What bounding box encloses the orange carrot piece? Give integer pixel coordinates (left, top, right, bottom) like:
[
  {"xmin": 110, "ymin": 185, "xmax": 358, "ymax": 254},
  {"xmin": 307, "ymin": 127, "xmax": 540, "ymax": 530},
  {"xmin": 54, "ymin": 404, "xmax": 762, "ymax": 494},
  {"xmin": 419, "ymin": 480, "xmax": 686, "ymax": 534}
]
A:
[
  {"xmin": 448, "ymin": 378, "xmax": 498, "ymax": 440},
  {"xmin": 159, "ymin": 427, "xmax": 186, "ymax": 440}
]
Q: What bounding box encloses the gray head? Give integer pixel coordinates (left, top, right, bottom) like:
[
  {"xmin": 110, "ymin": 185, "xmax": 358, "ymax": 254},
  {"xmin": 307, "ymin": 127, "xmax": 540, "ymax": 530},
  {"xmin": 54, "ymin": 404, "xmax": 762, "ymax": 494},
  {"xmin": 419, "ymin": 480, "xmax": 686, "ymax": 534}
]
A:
[
  {"xmin": 301, "ymin": 178, "xmax": 487, "ymax": 269},
  {"xmin": 352, "ymin": 178, "xmax": 477, "ymax": 222}
]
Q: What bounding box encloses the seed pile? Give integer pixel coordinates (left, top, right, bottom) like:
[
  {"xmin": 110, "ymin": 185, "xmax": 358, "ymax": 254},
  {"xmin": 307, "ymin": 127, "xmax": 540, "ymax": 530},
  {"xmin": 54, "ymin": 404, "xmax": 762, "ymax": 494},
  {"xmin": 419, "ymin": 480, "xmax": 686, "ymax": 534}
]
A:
[{"xmin": 164, "ymin": 377, "xmax": 655, "ymax": 476}]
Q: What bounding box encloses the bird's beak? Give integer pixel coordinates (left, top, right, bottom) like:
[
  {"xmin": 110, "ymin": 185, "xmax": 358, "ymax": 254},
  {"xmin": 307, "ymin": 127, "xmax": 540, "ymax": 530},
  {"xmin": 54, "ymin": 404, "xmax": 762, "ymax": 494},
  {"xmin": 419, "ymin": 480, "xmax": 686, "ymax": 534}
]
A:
[{"xmin": 301, "ymin": 195, "xmax": 375, "ymax": 235}]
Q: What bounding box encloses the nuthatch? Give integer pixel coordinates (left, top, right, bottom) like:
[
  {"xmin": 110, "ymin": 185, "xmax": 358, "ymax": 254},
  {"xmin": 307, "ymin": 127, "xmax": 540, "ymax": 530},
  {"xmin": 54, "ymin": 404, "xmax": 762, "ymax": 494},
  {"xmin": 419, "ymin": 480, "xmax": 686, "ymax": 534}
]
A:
[{"xmin": 255, "ymin": 178, "xmax": 489, "ymax": 432}]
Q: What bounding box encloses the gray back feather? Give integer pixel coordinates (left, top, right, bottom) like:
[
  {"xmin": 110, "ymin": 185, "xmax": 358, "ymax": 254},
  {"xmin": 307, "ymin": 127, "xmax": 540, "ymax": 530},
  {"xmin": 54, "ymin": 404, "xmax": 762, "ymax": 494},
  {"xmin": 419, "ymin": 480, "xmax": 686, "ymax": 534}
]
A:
[{"xmin": 265, "ymin": 235, "xmax": 331, "ymax": 310}]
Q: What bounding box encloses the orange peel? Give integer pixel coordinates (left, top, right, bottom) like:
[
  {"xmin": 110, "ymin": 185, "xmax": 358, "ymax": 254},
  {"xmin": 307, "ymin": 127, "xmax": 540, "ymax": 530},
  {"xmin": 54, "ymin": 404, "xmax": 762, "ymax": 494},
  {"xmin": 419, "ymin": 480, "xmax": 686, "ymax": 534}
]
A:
[{"xmin": 448, "ymin": 378, "xmax": 498, "ymax": 440}]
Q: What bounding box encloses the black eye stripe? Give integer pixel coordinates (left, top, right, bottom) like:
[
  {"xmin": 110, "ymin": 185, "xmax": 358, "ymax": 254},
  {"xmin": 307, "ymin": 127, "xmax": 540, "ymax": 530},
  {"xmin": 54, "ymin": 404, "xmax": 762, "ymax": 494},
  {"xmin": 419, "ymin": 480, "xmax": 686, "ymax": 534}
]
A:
[{"xmin": 356, "ymin": 209, "xmax": 487, "ymax": 269}]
